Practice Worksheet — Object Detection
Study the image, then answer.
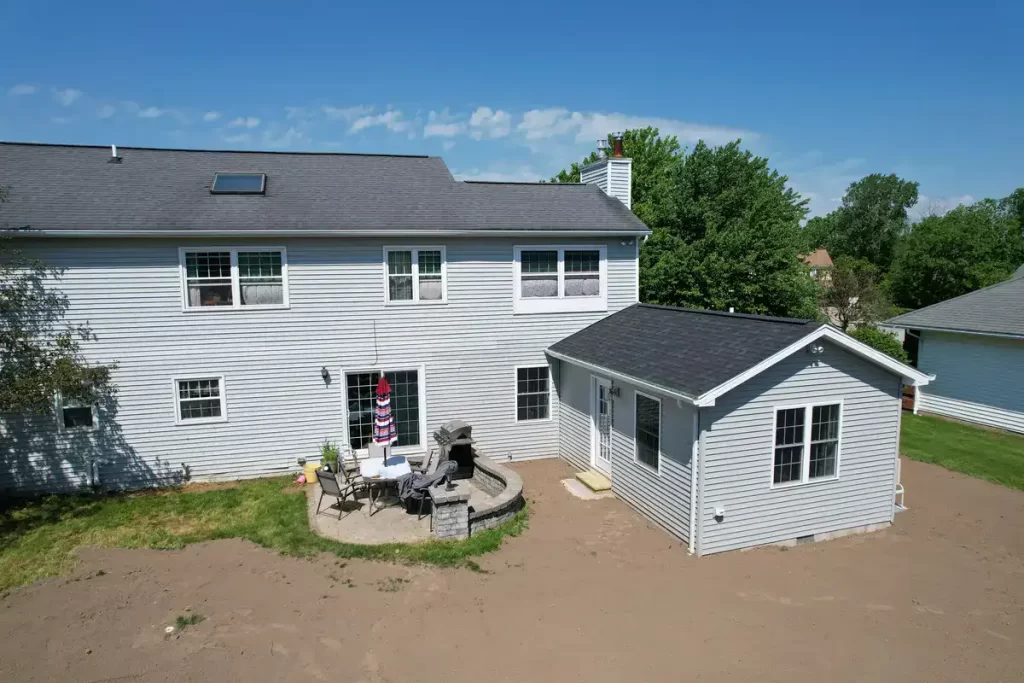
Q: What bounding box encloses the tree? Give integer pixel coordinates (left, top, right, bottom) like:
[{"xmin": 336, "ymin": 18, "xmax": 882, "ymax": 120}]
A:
[
  {"xmin": 818, "ymin": 256, "xmax": 892, "ymax": 331},
  {"xmin": 0, "ymin": 185, "xmax": 115, "ymax": 418},
  {"xmin": 886, "ymin": 198, "xmax": 1024, "ymax": 309},
  {"xmin": 848, "ymin": 327, "xmax": 909, "ymax": 363},
  {"xmin": 808, "ymin": 174, "xmax": 919, "ymax": 271}
]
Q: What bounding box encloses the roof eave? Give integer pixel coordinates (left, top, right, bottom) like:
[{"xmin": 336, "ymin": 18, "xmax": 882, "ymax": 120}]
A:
[
  {"xmin": 544, "ymin": 348, "xmax": 699, "ymax": 405},
  {"xmin": 882, "ymin": 321, "xmax": 1023, "ymax": 341},
  {"xmin": 8, "ymin": 228, "xmax": 653, "ymax": 238}
]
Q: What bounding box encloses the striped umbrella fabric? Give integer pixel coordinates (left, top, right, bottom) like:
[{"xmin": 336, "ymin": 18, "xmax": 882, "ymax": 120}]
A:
[{"xmin": 373, "ymin": 375, "xmax": 397, "ymax": 451}]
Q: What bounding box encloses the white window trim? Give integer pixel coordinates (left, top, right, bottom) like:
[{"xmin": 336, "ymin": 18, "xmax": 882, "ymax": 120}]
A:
[
  {"xmin": 55, "ymin": 393, "xmax": 98, "ymax": 432},
  {"xmin": 382, "ymin": 246, "xmax": 448, "ymax": 305},
  {"xmin": 768, "ymin": 399, "xmax": 844, "ymax": 489},
  {"xmin": 340, "ymin": 364, "xmax": 428, "ymax": 458},
  {"xmin": 513, "ymin": 245, "xmax": 607, "ymax": 315},
  {"xmin": 513, "ymin": 364, "xmax": 553, "ymax": 423},
  {"xmin": 178, "ymin": 246, "xmax": 290, "ymax": 312},
  {"xmin": 172, "ymin": 375, "xmax": 229, "ymax": 425},
  {"xmin": 633, "ymin": 390, "xmax": 663, "ymax": 475}
]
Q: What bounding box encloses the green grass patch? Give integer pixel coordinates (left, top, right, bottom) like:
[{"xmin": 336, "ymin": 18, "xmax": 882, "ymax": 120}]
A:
[
  {"xmin": 901, "ymin": 413, "xmax": 1024, "ymax": 490},
  {"xmin": 175, "ymin": 613, "xmax": 204, "ymax": 630},
  {"xmin": 0, "ymin": 477, "xmax": 528, "ymax": 592}
]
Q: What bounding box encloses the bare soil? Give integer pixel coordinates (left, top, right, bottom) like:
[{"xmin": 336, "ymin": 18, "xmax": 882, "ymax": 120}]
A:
[{"xmin": 1, "ymin": 458, "xmax": 1021, "ymax": 683}]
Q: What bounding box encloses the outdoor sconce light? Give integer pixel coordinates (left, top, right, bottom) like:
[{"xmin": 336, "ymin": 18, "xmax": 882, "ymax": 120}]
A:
[
  {"xmin": 609, "ymin": 384, "xmax": 621, "ymax": 397},
  {"xmin": 321, "ymin": 366, "xmax": 330, "ymax": 383},
  {"xmin": 806, "ymin": 343, "xmax": 825, "ymax": 356}
]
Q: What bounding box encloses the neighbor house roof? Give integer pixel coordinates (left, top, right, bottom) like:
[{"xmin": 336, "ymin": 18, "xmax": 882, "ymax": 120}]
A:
[
  {"xmin": 0, "ymin": 142, "xmax": 650, "ymax": 236},
  {"xmin": 800, "ymin": 248, "xmax": 833, "ymax": 268},
  {"xmin": 548, "ymin": 304, "xmax": 931, "ymax": 406},
  {"xmin": 884, "ymin": 276, "xmax": 1024, "ymax": 339}
]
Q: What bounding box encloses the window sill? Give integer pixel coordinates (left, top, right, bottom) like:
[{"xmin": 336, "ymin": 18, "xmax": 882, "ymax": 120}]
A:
[
  {"xmin": 181, "ymin": 304, "xmax": 291, "ymax": 314},
  {"xmin": 770, "ymin": 475, "xmax": 839, "ymax": 490},
  {"xmin": 175, "ymin": 417, "xmax": 229, "ymax": 427},
  {"xmin": 513, "ymin": 297, "xmax": 607, "ymax": 315},
  {"xmin": 514, "ymin": 416, "xmax": 552, "ymax": 424},
  {"xmin": 633, "ymin": 457, "xmax": 662, "ymax": 477},
  {"xmin": 384, "ymin": 299, "xmax": 449, "ymax": 307}
]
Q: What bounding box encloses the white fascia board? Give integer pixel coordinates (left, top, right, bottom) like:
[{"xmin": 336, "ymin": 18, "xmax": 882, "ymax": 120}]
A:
[
  {"xmin": 15, "ymin": 229, "xmax": 652, "ymax": 239},
  {"xmin": 693, "ymin": 325, "xmax": 932, "ymax": 408},
  {"xmin": 545, "ymin": 349, "xmax": 697, "ymax": 404},
  {"xmin": 883, "ymin": 322, "xmax": 1024, "ymax": 341}
]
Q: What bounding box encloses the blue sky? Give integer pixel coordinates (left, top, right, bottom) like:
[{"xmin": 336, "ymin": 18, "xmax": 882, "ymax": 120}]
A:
[{"xmin": 2, "ymin": 0, "xmax": 1021, "ymax": 217}]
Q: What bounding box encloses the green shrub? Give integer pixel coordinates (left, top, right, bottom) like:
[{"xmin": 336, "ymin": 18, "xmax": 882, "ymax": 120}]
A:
[
  {"xmin": 319, "ymin": 440, "xmax": 340, "ymax": 472},
  {"xmin": 849, "ymin": 326, "xmax": 909, "ymax": 362}
]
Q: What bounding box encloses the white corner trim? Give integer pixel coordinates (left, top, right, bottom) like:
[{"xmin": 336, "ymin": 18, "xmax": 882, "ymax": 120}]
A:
[
  {"xmin": 693, "ymin": 326, "xmax": 932, "ymax": 407},
  {"xmin": 688, "ymin": 410, "xmax": 699, "ymax": 554}
]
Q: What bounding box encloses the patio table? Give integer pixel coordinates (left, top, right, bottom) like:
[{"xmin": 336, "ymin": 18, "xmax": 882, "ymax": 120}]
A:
[{"xmin": 360, "ymin": 456, "xmax": 412, "ymax": 516}]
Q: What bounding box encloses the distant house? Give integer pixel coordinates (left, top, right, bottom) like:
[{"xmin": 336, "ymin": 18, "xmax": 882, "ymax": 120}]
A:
[
  {"xmin": 549, "ymin": 304, "xmax": 930, "ymax": 556},
  {"xmin": 886, "ymin": 274, "xmax": 1024, "ymax": 434},
  {"xmin": 801, "ymin": 248, "xmax": 834, "ymax": 282}
]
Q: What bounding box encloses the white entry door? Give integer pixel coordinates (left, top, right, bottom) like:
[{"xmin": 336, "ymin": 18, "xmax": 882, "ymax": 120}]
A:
[{"xmin": 591, "ymin": 377, "xmax": 612, "ymax": 475}]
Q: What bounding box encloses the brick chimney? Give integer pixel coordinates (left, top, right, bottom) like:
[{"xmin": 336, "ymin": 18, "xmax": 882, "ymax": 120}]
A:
[{"xmin": 580, "ymin": 133, "xmax": 632, "ymax": 210}]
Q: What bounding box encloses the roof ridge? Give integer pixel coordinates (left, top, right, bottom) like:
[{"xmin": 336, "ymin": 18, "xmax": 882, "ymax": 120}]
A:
[
  {"xmin": 462, "ymin": 180, "xmax": 584, "ymax": 186},
  {"xmin": 0, "ymin": 141, "xmax": 433, "ymax": 159},
  {"xmin": 636, "ymin": 303, "xmax": 816, "ymax": 326},
  {"xmin": 889, "ymin": 275, "xmax": 1022, "ymax": 322}
]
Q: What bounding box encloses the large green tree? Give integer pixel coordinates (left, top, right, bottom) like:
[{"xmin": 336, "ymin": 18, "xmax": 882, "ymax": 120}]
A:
[
  {"xmin": 886, "ymin": 198, "xmax": 1024, "ymax": 309},
  {"xmin": 806, "ymin": 173, "xmax": 919, "ymax": 271},
  {"xmin": 0, "ymin": 186, "xmax": 115, "ymax": 418},
  {"xmin": 553, "ymin": 132, "xmax": 817, "ymax": 318}
]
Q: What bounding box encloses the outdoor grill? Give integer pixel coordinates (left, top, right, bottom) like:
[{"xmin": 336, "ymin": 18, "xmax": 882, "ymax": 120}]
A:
[{"xmin": 435, "ymin": 419, "xmax": 476, "ymax": 480}]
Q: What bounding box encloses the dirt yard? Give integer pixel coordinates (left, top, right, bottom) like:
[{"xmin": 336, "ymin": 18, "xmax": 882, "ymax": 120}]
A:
[{"xmin": 1, "ymin": 458, "xmax": 1021, "ymax": 683}]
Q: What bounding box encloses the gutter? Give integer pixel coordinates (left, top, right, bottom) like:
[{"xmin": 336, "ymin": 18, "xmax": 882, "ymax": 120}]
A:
[
  {"xmin": 883, "ymin": 323, "xmax": 1023, "ymax": 342},
  {"xmin": 6, "ymin": 229, "xmax": 653, "ymax": 239},
  {"xmin": 544, "ymin": 349, "xmax": 697, "ymax": 405}
]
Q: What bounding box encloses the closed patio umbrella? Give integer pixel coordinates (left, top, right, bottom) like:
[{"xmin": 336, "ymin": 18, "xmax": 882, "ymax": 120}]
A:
[{"xmin": 374, "ymin": 375, "xmax": 397, "ymax": 463}]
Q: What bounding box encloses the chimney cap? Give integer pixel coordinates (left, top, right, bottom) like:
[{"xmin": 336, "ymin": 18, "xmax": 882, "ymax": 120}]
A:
[{"xmin": 611, "ymin": 133, "xmax": 624, "ymax": 158}]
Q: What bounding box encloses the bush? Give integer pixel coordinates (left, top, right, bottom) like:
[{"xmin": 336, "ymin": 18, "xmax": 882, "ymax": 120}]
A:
[
  {"xmin": 319, "ymin": 440, "xmax": 340, "ymax": 472},
  {"xmin": 848, "ymin": 326, "xmax": 909, "ymax": 362}
]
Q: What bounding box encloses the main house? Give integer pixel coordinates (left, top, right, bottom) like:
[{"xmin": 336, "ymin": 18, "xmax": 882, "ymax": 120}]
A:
[
  {"xmin": 1, "ymin": 141, "xmax": 932, "ymax": 555},
  {"xmin": 886, "ymin": 274, "xmax": 1024, "ymax": 434}
]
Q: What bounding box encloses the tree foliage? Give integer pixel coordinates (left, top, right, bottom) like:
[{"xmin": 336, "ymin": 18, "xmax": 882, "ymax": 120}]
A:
[
  {"xmin": 0, "ymin": 186, "xmax": 115, "ymax": 416},
  {"xmin": 554, "ymin": 130, "xmax": 818, "ymax": 318},
  {"xmin": 805, "ymin": 174, "xmax": 919, "ymax": 271},
  {"xmin": 848, "ymin": 327, "xmax": 909, "ymax": 363},
  {"xmin": 886, "ymin": 199, "xmax": 1024, "ymax": 309},
  {"xmin": 819, "ymin": 257, "xmax": 892, "ymax": 331}
]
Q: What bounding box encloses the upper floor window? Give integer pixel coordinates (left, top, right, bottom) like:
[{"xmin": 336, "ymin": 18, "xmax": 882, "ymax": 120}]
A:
[
  {"xmin": 513, "ymin": 245, "xmax": 607, "ymax": 314},
  {"xmin": 180, "ymin": 247, "xmax": 288, "ymax": 310},
  {"xmin": 384, "ymin": 247, "xmax": 447, "ymax": 304}
]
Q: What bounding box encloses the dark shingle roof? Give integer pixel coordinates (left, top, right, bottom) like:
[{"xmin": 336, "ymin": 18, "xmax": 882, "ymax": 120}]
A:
[
  {"xmin": 885, "ymin": 276, "xmax": 1024, "ymax": 337},
  {"xmin": 548, "ymin": 304, "xmax": 822, "ymax": 398},
  {"xmin": 0, "ymin": 142, "xmax": 650, "ymax": 235}
]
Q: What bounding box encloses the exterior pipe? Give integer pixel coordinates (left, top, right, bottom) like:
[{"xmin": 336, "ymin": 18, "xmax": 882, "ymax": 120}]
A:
[{"xmin": 688, "ymin": 409, "xmax": 699, "ymax": 554}]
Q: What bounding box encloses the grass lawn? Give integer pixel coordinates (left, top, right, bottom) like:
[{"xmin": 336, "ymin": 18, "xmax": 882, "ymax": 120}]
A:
[
  {"xmin": 900, "ymin": 413, "xmax": 1024, "ymax": 490},
  {"xmin": 0, "ymin": 477, "xmax": 527, "ymax": 592}
]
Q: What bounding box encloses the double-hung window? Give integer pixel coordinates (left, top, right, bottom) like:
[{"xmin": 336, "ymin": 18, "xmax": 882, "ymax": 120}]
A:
[
  {"xmin": 174, "ymin": 376, "xmax": 227, "ymax": 424},
  {"xmin": 180, "ymin": 247, "xmax": 288, "ymax": 310},
  {"xmin": 384, "ymin": 247, "xmax": 446, "ymax": 303},
  {"xmin": 772, "ymin": 402, "xmax": 841, "ymax": 486},
  {"xmin": 344, "ymin": 368, "xmax": 425, "ymax": 452},
  {"xmin": 635, "ymin": 392, "xmax": 661, "ymax": 473},
  {"xmin": 513, "ymin": 245, "xmax": 607, "ymax": 314},
  {"xmin": 515, "ymin": 366, "xmax": 550, "ymax": 421}
]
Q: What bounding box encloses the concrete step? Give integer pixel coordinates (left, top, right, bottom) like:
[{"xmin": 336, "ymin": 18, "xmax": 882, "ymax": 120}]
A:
[{"xmin": 575, "ymin": 470, "xmax": 612, "ymax": 492}]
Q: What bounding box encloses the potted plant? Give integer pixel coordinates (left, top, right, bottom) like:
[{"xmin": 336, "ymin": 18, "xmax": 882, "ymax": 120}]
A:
[{"xmin": 320, "ymin": 440, "xmax": 340, "ymax": 473}]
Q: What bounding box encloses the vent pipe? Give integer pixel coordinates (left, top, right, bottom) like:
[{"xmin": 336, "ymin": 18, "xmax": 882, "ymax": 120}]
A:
[{"xmin": 108, "ymin": 144, "xmax": 122, "ymax": 164}]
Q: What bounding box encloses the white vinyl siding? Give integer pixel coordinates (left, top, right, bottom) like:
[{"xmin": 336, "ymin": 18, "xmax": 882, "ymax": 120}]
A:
[
  {"xmin": 916, "ymin": 331, "xmax": 1024, "ymax": 434},
  {"xmin": 1, "ymin": 236, "xmax": 637, "ymax": 492},
  {"xmin": 699, "ymin": 340, "xmax": 901, "ymax": 555}
]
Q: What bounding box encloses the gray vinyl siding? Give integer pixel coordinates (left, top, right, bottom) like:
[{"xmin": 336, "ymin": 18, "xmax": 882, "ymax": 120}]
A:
[
  {"xmin": 916, "ymin": 331, "xmax": 1024, "ymax": 434},
  {"xmin": 1, "ymin": 236, "xmax": 637, "ymax": 493},
  {"xmin": 557, "ymin": 361, "xmax": 694, "ymax": 543},
  {"xmin": 698, "ymin": 340, "xmax": 901, "ymax": 555}
]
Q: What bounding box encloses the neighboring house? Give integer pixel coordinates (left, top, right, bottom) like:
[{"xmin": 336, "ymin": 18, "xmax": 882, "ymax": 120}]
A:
[
  {"xmin": 800, "ymin": 248, "xmax": 833, "ymax": 282},
  {"xmin": 548, "ymin": 304, "xmax": 930, "ymax": 556},
  {"xmin": 0, "ymin": 141, "xmax": 643, "ymax": 492},
  {"xmin": 885, "ymin": 275, "xmax": 1024, "ymax": 434}
]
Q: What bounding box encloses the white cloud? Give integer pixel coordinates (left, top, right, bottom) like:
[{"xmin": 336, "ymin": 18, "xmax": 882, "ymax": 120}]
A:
[
  {"xmin": 322, "ymin": 104, "xmax": 374, "ymax": 121},
  {"xmin": 348, "ymin": 109, "xmax": 412, "ymax": 134},
  {"xmin": 454, "ymin": 165, "xmax": 543, "ymax": 183},
  {"xmin": 203, "ymin": 111, "xmax": 222, "ymax": 122},
  {"xmin": 442, "ymin": 140, "xmax": 456, "ymax": 151},
  {"xmin": 423, "ymin": 108, "xmax": 465, "ymax": 138},
  {"xmin": 53, "ymin": 88, "xmax": 83, "ymax": 107},
  {"xmin": 913, "ymin": 194, "xmax": 975, "ymax": 219},
  {"xmin": 469, "ymin": 106, "xmax": 511, "ymax": 140},
  {"xmin": 224, "ymin": 133, "xmax": 251, "ymax": 144},
  {"xmin": 262, "ymin": 126, "xmax": 307, "ymax": 149},
  {"xmin": 8, "ymin": 84, "xmax": 36, "ymax": 96},
  {"xmin": 229, "ymin": 116, "xmax": 261, "ymax": 129},
  {"xmin": 138, "ymin": 106, "xmax": 165, "ymax": 118},
  {"xmin": 516, "ymin": 108, "xmax": 754, "ymax": 147},
  {"xmin": 780, "ymin": 157, "xmax": 866, "ymax": 218},
  {"xmin": 97, "ymin": 104, "xmax": 116, "ymax": 119}
]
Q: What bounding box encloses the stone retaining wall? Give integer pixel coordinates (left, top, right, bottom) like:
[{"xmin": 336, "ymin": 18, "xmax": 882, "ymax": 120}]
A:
[{"xmin": 468, "ymin": 451, "xmax": 524, "ymax": 535}]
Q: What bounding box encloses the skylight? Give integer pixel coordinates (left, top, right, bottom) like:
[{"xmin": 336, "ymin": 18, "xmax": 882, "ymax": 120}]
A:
[{"xmin": 211, "ymin": 173, "xmax": 266, "ymax": 194}]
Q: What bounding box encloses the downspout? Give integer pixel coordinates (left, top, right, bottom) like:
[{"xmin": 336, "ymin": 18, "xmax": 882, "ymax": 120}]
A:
[
  {"xmin": 695, "ymin": 413, "xmax": 707, "ymax": 557},
  {"xmin": 687, "ymin": 409, "xmax": 699, "ymax": 554}
]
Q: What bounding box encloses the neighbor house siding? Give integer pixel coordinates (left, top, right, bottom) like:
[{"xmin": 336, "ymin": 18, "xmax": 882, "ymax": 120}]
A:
[
  {"xmin": 698, "ymin": 340, "xmax": 901, "ymax": 555},
  {"xmin": 1, "ymin": 236, "xmax": 637, "ymax": 493},
  {"xmin": 557, "ymin": 361, "xmax": 694, "ymax": 543},
  {"xmin": 916, "ymin": 331, "xmax": 1024, "ymax": 434}
]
